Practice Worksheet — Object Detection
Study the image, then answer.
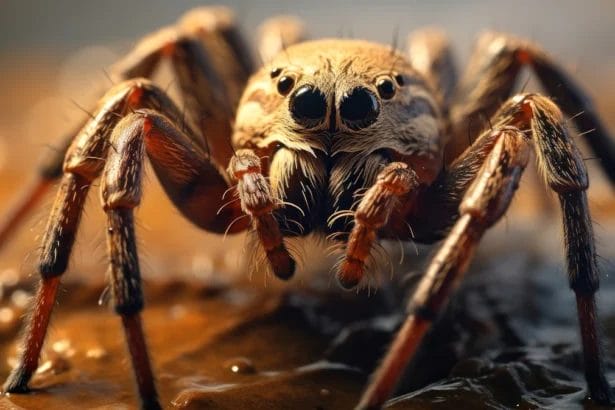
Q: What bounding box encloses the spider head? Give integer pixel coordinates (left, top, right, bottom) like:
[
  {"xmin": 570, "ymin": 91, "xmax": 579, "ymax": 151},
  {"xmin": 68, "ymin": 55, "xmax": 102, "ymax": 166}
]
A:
[{"xmin": 233, "ymin": 39, "xmax": 445, "ymax": 185}]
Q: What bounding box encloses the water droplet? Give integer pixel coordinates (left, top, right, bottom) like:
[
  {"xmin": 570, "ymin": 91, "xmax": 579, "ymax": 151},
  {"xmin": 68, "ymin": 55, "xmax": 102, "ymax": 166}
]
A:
[
  {"xmin": 0, "ymin": 307, "xmax": 15, "ymax": 324},
  {"xmin": 0, "ymin": 268, "xmax": 19, "ymax": 287},
  {"xmin": 170, "ymin": 304, "xmax": 187, "ymax": 319},
  {"xmin": 51, "ymin": 339, "xmax": 75, "ymax": 357},
  {"xmin": 10, "ymin": 290, "xmax": 31, "ymax": 308},
  {"xmin": 86, "ymin": 347, "xmax": 108, "ymax": 360},
  {"xmin": 35, "ymin": 356, "xmax": 71, "ymax": 376},
  {"xmin": 224, "ymin": 357, "xmax": 256, "ymax": 375}
]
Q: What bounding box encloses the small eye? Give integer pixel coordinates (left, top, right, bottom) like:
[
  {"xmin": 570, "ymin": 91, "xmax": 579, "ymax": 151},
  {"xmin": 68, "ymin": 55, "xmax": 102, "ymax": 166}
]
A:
[
  {"xmin": 394, "ymin": 74, "xmax": 405, "ymax": 86},
  {"xmin": 270, "ymin": 67, "xmax": 282, "ymax": 78},
  {"xmin": 277, "ymin": 75, "xmax": 295, "ymax": 95},
  {"xmin": 377, "ymin": 78, "xmax": 396, "ymax": 100}
]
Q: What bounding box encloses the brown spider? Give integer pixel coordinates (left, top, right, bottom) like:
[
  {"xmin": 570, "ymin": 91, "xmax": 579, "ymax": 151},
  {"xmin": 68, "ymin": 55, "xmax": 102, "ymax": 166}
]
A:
[{"xmin": 1, "ymin": 6, "xmax": 614, "ymax": 410}]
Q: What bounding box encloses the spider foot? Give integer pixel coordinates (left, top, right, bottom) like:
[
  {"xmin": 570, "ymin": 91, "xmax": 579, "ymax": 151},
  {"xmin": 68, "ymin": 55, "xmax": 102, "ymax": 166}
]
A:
[
  {"xmin": 3, "ymin": 367, "xmax": 32, "ymax": 394},
  {"xmin": 588, "ymin": 382, "xmax": 613, "ymax": 405}
]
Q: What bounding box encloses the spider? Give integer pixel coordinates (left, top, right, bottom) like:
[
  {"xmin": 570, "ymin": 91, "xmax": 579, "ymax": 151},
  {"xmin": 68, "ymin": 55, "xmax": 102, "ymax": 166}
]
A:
[{"xmin": 1, "ymin": 6, "xmax": 614, "ymax": 410}]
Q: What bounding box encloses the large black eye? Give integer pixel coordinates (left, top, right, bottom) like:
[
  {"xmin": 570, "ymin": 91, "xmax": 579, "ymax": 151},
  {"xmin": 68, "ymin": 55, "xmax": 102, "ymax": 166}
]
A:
[
  {"xmin": 289, "ymin": 85, "xmax": 327, "ymax": 128},
  {"xmin": 277, "ymin": 75, "xmax": 295, "ymax": 95},
  {"xmin": 376, "ymin": 78, "xmax": 396, "ymax": 99},
  {"xmin": 339, "ymin": 87, "xmax": 380, "ymax": 130}
]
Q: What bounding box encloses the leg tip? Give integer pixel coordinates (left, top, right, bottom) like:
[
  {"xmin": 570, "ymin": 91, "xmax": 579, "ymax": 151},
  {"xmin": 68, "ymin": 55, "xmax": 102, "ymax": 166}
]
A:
[
  {"xmin": 3, "ymin": 369, "xmax": 32, "ymax": 394},
  {"xmin": 337, "ymin": 273, "xmax": 360, "ymax": 290},
  {"xmin": 336, "ymin": 259, "xmax": 363, "ymax": 290},
  {"xmin": 588, "ymin": 380, "xmax": 614, "ymax": 406},
  {"xmin": 140, "ymin": 396, "xmax": 163, "ymax": 410},
  {"xmin": 354, "ymin": 394, "xmax": 382, "ymax": 410},
  {"xmin": 272, "ymin": 255, "xmax": 296, "ymax": 280}
]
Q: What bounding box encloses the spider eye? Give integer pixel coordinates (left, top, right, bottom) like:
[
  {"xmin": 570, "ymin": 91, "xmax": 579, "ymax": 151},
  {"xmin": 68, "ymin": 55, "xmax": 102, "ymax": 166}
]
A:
[
  {"xmin": 270, "ymin": 67, "xmax": 282, "ymax": 78},
  {"xmin": 394, "ymin": 74, "xmax": 405, "ymax": 86},
  {"xmin": 277, "ymin": 75, "xmax": 295, "ymax": 95},
  {"xmin": 290, "ymin": 85, "xmax": 327, "ymax": 128},
  {"xmin": 376, "ymin": 78, "xmax": 396, "ymax": 100},
  {"xmin": 339, "ymin": 87, "xmax": 380, "ymax": 130}
]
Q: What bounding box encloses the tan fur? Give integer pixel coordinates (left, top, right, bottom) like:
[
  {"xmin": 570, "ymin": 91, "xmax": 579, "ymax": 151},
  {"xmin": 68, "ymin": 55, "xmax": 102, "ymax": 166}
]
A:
[{"xmin": 233, "ymin": 39, "xmax": 445, "ymax": 222}]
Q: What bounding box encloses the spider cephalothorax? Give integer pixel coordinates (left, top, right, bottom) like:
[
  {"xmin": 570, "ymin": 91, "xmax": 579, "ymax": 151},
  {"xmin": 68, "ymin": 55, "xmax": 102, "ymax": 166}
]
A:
[
  {"xmin": 1, "ymin": 6, "xmax": 614, "ymax": 410},
  {"xmin": 234, "ymin": 40, "xmax": 444, "ymax": 242}
]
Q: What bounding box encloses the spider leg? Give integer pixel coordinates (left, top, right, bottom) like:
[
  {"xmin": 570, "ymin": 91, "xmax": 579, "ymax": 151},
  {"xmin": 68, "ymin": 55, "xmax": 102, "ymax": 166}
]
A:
[
  {"xmin": 178, "ymin": 6, "xmax": 255, "ymax": 106},
  {"xmin": 0, "ymin": 6, "xmax": 252, "ymax": 251},
  {"xmin": 336, "ymin": 163, "xmax": 419, "ymax": 289},
  {"xmin": 228, "ymin": 149, "xmax": 296, "ymax": 280},
  {"xmin": 407, "ymin": 28, "xmax": 458, "ymax": 112},
  {"xmin": 0, "ymin": 29, "xmax": 173, "ymax": 251},
  {"xmin": 359, "ymin": 128, "xmax": 529, "ymax": 409},
  {"xmin": 1, "ymin": 175, "xmax": 88, "ymax": 393},
  {"xmin": 100, "ymin": 112, "xmax": 219, "ymax": 410},
  {"xmin": 256, "ymin": 15, "xmax": 308, "ymax": 64},
  {"xmin": 361, "ymin": 93, "xmax": 612, "ymax": 408},
  {"xmin": 449, "ymin": 32, "xmax": 615, "ymax": 183},
  {"xmin": 3, "ymin": 80, "xmax": 239, "ymax": 409}
]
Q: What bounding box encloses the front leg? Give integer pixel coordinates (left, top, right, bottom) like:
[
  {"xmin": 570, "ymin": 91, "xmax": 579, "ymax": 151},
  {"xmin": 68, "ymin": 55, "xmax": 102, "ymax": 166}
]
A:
[
  {"xmin": 228, "ymin": 149, "xmax": 296, "ymax": 280},
  {"xmin": 358, "ymin": 127, "xmax": 530, "ymax": 409},
  {"xmin": 336, "ymin": 163, "xmax": 419, "ymax": 289}
]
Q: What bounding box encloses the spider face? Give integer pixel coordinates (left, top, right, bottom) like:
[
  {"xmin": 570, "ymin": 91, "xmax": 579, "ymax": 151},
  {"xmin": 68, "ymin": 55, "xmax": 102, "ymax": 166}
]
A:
[{"xmin": 233, "ymin": 39, "xmax": 445, "ymax": 234}]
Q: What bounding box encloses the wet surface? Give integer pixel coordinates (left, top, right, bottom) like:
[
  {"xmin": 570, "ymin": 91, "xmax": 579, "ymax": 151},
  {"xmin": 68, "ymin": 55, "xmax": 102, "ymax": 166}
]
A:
[{"xmin": 1, "ymin": 217, "xmax": 615, "ymax": 409}]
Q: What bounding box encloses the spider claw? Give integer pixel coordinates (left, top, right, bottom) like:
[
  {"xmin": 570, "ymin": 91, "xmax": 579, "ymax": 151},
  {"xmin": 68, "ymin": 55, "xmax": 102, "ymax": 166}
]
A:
[
  {"xmin": 268, "ymin": 250, "xmax": 296, "ymax": 280},
  {"xmin": 3, "ymin": 367, "xmax": 32, "ymax": 394},
  {"xmin": 336, "ymin": 258, "xmax": 363, "ymax": 289}
]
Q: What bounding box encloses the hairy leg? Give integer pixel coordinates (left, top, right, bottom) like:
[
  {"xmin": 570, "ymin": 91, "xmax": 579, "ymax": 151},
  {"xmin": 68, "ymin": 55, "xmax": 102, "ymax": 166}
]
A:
[
  {"xmin": 256, "ymin": 16, "xmax": 308, "ymax": 64},
  {"xmin": 0, "ymin": 6, "xmax": 251, "ymax": 250},
  {"xmin": 359, "ymin": 127, "xmax": 529, "ymax": 409},
  {"xmin": 407, "ymin": 28, "xmax": 458, "ymax": 113},
  {"xmin": 364, "ymin": 93, "xmax": 612, "ymax": 408},
  {"xmin": 448, "ymin": 31, "xmax": 615, "ymax": 184},
  {"xmin": 2, "ymin": 80, "xmax": 238, "ymax": 408},
  {"xmin": 336, "ymin": 163, "xmax": 419, "ymax": 289},
  {"xmin": 228, "ymin": 149, "xmax": 295, "ymax": 279}
]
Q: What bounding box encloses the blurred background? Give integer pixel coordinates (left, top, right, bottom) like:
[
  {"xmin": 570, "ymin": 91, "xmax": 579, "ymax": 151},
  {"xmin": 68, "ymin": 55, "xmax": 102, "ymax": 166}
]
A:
[{"xmin": 0, "ymin": 1, "xmax": 614, "ymax": 408}]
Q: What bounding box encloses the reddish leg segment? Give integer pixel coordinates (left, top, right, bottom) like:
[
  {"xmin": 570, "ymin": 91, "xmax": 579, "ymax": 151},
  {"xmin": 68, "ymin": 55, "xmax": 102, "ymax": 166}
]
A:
[
  {"xmin": 361, "ymin": 93, "xmax": 612, "ymax": 408},
  {"xmin": 449, "ymin": 31, "xmax": 615, "ymax": 183},
  {"xmin": 229, "ymin": 149, "xmax": 296, "ymax": 279},
  {"xmin": 337, "ymin": 162, "xmax": 419, "ymax": 289},
  {"xmin": 0, "ymin": 6, "xmax": 251, "ymax": 253},
  {"xmin": 359, "ymin": 127, "xmax": 530, "ymax": 409},
  {"xmin": 2, "ymin": 277, "xmax": 60, "ymax": 392},
  {"xmin": 3, "ymin": 79, "xmax": 240, "ymax": 409}
]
